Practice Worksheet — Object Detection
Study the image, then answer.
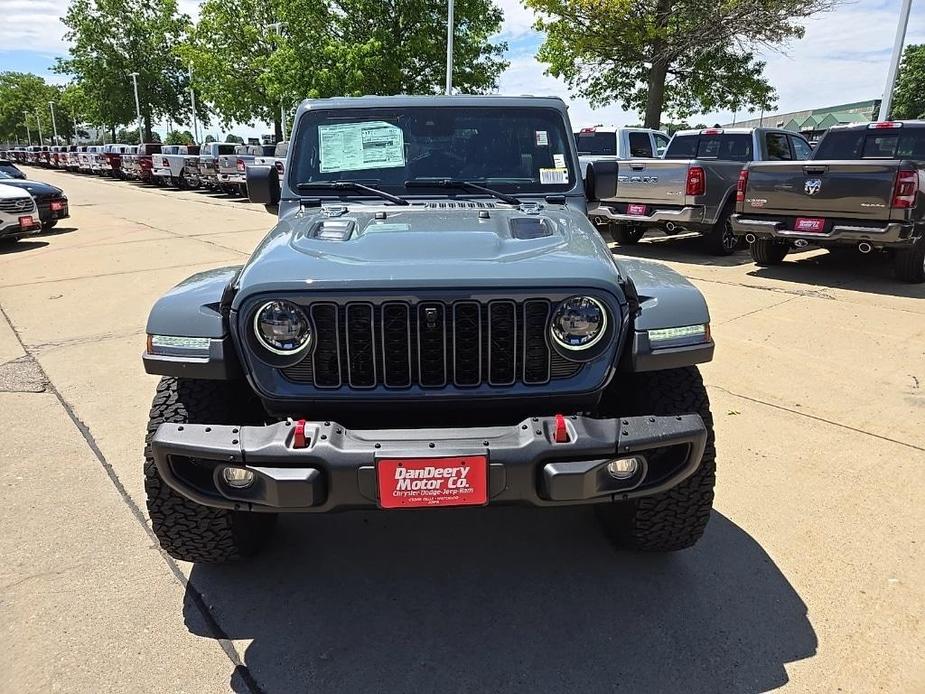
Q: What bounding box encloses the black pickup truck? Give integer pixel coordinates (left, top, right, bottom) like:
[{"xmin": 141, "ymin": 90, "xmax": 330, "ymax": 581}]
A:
[{"xmin": 731, "ymin": 121, "xmax": 925, "ymax": 283}]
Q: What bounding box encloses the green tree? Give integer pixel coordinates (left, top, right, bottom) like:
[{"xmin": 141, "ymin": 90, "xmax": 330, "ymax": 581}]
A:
[
  {"xmin": 0, "ymin": 73, "xmax": 67, "ymax": 145},
  {"xmin": 55, "ymin": 0, "xmax": 204, "ymax": 141},
  {"xmin": 164, "ymin": 129, "xmax": 195, "ymax": 144},
  {"xmin": 526, "ymin": 0, "xmax": 839, "ymax": 128},
  {"xmin": 275, "ymin": 0, "xmax": 507, "ymax": 98},
  {"xmin": 205, "ymin": 134, "xmax": 216, "ymax": 143},
  {"xmin": 891, "ymin": 44, "xmax": 925, "ymax": 120},
  {"xmin": 225, "ymin": 133, "xmax": 245, "ymax": 144}
]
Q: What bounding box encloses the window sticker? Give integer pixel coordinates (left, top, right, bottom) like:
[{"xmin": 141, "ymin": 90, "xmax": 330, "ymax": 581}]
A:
[
  {"xmin": 535, "ymin": 130, "xmax": 549, "ymax": 146},
  {"xmin": 319, "ymin": 121, "xmax": 405, "ymax": 173},
  {"xmin": 539, "ymin": 168, "xmax": 568, "ymax": 185},
  {"xmin": 553, "ymin": 153, "xmax": 566, "ymax": 168}
]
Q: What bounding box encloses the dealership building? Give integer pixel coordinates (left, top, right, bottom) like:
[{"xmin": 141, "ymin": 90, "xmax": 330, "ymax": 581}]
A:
[{"xmin": 725, "ymin": 99, "xmax": 881, "ymax": 144}]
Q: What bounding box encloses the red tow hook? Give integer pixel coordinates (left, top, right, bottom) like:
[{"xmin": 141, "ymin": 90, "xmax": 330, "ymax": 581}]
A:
[
  {"xmin": 293, "ymin": 419, "xmax": 308, "ymax": 448},
  {"xmin": 553, "ymin": 414, "xmax": 570, "ymax": 443}
]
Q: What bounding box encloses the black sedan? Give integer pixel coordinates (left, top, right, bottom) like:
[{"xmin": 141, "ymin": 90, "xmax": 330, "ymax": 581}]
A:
[
  {"xmin": 0, "ymin": 171, "xmax": 69, "ymax": 230},
  {"xmin": 0, "ymin": 159, "xmax": 26, "ymax": 179}
]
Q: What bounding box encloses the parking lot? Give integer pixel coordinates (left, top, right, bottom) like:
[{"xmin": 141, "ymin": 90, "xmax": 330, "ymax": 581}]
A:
[{"xmin": 1, "ymin": 168, "xmax": 923, "ymax": 693}]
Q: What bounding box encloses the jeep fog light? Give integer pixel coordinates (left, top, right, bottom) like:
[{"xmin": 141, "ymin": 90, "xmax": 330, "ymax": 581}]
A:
[
  {"xmin": 606, "ymin": 456, "xmax": 642, "ymax": 479},
  {"xmin": 222, "ymin": 466, "xmax": 256, "ymax": 489},
  {"xmin": 647, "ymin": 324, "xmax": 709, "ymax": 349}
]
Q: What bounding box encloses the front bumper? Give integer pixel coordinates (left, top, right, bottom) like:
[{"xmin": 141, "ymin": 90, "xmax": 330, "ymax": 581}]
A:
[
  {"xmin": 731, "ymin": 215, "xmax": 917, "ymax": 247},
  {"xmin": 589, "ymin": 204, "xmax": 704, "ymax": 228},
  {"xmin": 36, "ymin": 199, "xmax": 69, "ymax": 224},
  {"xmin": 151, "ymin": 414, "xmax": 707, "ymax": 512}
]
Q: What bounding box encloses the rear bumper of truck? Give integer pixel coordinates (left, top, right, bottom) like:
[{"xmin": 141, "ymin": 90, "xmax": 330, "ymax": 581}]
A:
[
  {"xmin": 151, "ymin": 414, "xmax": 707, "ymax": 513},
  {"xmin": 218, "ymin": 173, "xmax": 246, "ymax": 185},
  {"xmin": 589, "ymin": 204, "xmax": 705, "ymax": 228},
  {"xmin": 731, "ymin": 215, "xmax": 918, "ymax": 247}
]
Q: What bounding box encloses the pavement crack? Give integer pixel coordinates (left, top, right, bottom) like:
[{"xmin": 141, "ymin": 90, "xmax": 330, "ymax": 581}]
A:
[
  {"xmin": 709, "ymin": 384, "xmax": 925, "ymax": 453},
  {"xmin": 718, "ymin": 295, "xmax": 799, "ymax": 325}
]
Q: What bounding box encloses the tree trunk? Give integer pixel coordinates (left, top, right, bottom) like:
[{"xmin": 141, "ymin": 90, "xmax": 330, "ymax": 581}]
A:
[
  {"xmin": 273, "ymin": 115, "xmax": 282, "ymax": 144},
  {"xmin": 143, "ymin": 113, "xmax": 153, "ymax": 144},
  {"xmin": 644, "ymin": 59, "xmax": 669, "ymax": 129},
  {"xmin": 644, "ymin": 0, "xmax": 673, "ymax": 130}
]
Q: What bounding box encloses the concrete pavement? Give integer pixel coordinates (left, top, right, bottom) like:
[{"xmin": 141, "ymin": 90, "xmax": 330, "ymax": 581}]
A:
[{"xmin": 0, "ymin": 168, "xmax": 922, "ymax": 693}]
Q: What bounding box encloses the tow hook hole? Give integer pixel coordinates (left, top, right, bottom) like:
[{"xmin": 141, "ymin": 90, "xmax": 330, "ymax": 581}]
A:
[
  {"xmin": 321, "ymin": 434, "xmax": 327, "ymax": 440},
  {"xmin": 205, "ymin": 427, "xmax": 211, "ymax": 432},
  {"xmin": 482, "ymin": 441, "xmax": 489, "ymax": 447},
  {"xmin": 231, "ymin": 439, "xmax": 239, "ymax": 445},
  {"xmin": 374, "ymin": 443, "xmax": 381, "ymax": 449},
  {"xmin": 178, "ymin": 426, "xmax": 184, "ymax": 431},
  {"xmin": 428, "ymin": 442, "xmax": 435, "ymax": 448}
]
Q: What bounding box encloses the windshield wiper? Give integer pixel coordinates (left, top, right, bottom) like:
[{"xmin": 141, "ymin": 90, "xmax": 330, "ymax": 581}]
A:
[
  {"xmin": 404, "ymin": 178, "xmax": 521, "ymax": 205},
  {"xmin": 296, "ymin": 180, "xmax": 409, "ymax": 206}
]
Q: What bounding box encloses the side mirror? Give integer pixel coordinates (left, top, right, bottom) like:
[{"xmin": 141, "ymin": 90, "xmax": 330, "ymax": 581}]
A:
[
  {"xmin": 247, "ymin": 165, "xmax": 280, "ymax": 208},
  {"xmin": 585, "ymin": 160, "xmax": 618, "ymax": 202}
]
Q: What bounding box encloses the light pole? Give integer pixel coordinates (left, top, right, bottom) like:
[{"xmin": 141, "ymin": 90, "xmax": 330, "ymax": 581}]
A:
[
  {"xmin": 23, "ymin": 112, "xmax": 31, "ymax": 145},
  {"xmin": 49, "ymin": 101, "xmax": 59, "ymax": 144},
  {"xmin": 268, "ymin": 22, "xmax": 286, "ymax": 142},
  {"xmin": 879, "ymin": 0, "xmax": 913, "ymax": 121},
  {"xmin": 445, "ymin": 0, "xmax": 454, "ymax": 95},
  {"xmin": 188, "ymin": 63, "xmax": 199, "ymax": 143},
  {"xmin": 129, "ymin": 72, "xmax": 144, "ymax": 144},
  {"xmin": 35, "ymin": 109, "xmax": 44, "ymax": 145}
]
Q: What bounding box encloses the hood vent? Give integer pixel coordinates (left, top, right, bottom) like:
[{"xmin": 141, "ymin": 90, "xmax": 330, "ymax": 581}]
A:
[
  {"xmin": 416, "ymin": 201, "xmax": 496, "ymax": 209},
  {"xmin": 510, "ymin": 217, "xmax": 553, "ymax": 240}
]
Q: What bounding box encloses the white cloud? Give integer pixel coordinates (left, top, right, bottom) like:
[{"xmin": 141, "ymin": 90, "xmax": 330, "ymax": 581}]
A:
[
  {"xmin": 496, "ymin": 0, "xmax": 537, "ymax": 38},
  {"xmin": 0, "ymin": 0, "xmax": 65, "ymax": 54}
]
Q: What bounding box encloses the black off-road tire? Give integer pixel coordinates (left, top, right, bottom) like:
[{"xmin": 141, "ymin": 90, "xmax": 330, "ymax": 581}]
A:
[
  {"xmin": 750, "ymin": 237, "xmax": 790, "ymax": 265},
  {"xmin": 702, "ymin": 205, "xmax": 739, "ymax": 256},
  {"xmin": 894, "ymin": 235, "xmax": 925, "ymax": 283},
  {"xmin": 596, "ymin": 367, "xmax": 716, "ymax": 552},
  {"xmin": 144, "ymin": 377, "xmax": 277, "ymax": 563},
  {"xmin": 612, "ymin": 224, "xmax": 645, "ymax": 245}
]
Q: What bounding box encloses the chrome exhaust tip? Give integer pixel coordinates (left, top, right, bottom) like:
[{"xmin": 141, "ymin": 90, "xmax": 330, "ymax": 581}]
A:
[
  {"xmin": 858, "ymin": 242, "xmax": 873, "ymax": 254},
  {"xmin": 745, "ymin": 233, "xmax": 756, "ymax": 244},
  {"xmin": 794, "ymin": 239, "xmax": 809, "ymax": 249},
  {"xmin": 665, "ymin": 222, "xmax": 676, "ymax": 232}
]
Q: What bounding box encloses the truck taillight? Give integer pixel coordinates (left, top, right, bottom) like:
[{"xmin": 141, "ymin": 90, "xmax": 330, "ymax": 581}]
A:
[
  {"xmin": 868, "ymin": 121, "xmax": 903, "ymax": 129},
  {"xmin": 236, "ymin": 158, "xmax": 246, "ymax": 172},
  {"xmin": 686, "ymin": 166, "xmax": 705, "ymax": 196},
  {"xmin": 736, "ymin": 169, "xmax": 748, "ymax": 203},
  {"xmin": 892, "ymin": 169, "xmax": 918, "ymax": 209}
]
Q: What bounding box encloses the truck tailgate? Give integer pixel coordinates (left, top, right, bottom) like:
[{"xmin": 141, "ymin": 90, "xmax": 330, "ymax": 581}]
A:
[
  {"xmin": 610, "ymin": 159, "xmax": 690, "ymax": 204},
  {"xmin": 743, "ymin": 160, "xmax": 900, "ymax": 221}
]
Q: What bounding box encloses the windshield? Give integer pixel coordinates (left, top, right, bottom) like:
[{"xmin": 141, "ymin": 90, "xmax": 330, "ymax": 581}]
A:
[{"xmin": 289, "ymin": 106, "xmax": 576, "ymax": 196}]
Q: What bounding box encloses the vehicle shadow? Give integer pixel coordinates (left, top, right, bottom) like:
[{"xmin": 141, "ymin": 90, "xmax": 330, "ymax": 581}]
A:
[
  {"xmin": 610, "ymin": 233, "xmax": 754, "ymax": 267},
  {"xmin": 748, "ymin": 249, "xmax": 925, "ymax": 299},
  {"xmin": 184, "ymin": 508, "xmax": 816, "ymax": 693},
  {"xmin": 0, "ymin": 239, "xmax": 49, "ymax": 255}
]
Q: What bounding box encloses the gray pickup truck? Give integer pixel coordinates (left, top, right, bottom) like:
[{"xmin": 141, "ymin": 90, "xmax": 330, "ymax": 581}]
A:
[
  {"xmin": 590, "ymin": 127, "xmax": 813, "ymax": 254},
  {"xmin": 141, "ymin": 95, "xmax": 719, "ymax": 564},
  {"xmin": 195, "ymin": 142, "xmax": 240, "ymax": 190},
  {"xmin": 217, "ymin": 144, "xmax": 276, "ymax": 195},
  {"xmin": 732, "ymin": 120, "xmax": 925, "ymax": 283}
]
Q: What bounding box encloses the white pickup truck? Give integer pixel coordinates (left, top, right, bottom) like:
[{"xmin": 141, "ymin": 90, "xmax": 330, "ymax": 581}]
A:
[
  {"xmin": 195, "ymin": 142, "xmax": 241, "ymax": 190},
  {"xmin": 151, "ymin": 145, "xmax": 202, "ymax": 188},
  {"xmin": 253, "ymin": 140, "xmax": 289, "ymax": 178},
  {"xmin": 216, "ymin": 144, "xmax": 275, "ymax": 195}
]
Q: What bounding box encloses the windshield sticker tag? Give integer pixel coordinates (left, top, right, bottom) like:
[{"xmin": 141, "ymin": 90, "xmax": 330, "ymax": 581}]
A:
[
  {"xmin": 539, "ymin": 167, "xmax": 568, "ymax": 185},
  {"xmin": 553, "ymin": 153, "xmax": 566, "ymax": 168},
  {"xmin": 318, "ymin": 121, "xmax": 405, "ymax": 173},
  {"xmin": 535, "ymin": 130, "xmax": 549, "ymax": 146}
]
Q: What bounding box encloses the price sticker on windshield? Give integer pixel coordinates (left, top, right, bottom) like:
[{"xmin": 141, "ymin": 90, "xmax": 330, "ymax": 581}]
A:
[
  {"xmin": 535, "ymin": 130, "xmax": 549, "ymax": 146},
  {"xmin": 539, "ymin": 167, "xmax": 568, "ymax": 185}
]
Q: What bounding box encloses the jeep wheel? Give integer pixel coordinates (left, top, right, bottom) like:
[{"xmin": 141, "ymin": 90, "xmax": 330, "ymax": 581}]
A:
[
  {"xmin": 612, "ymin": 224, "xmax": 645, "ymax": 245},
  {"xmin": 750, "ymin": 238, "xmax": 790, "ymax": 265},
  {"xmin": 702, "ymin": 207, "xmax": 738, "ymax": 256},
  {"xmin": 894, "ymin": 235, "xmax": 925, "ymax": 283},
  {"xmin": 144, "ymin": 377, "xmax": 277, "ymax": 563},
  {"xmin": 596, "ymin": 367, "xmax": 716, "ymax": 552}
]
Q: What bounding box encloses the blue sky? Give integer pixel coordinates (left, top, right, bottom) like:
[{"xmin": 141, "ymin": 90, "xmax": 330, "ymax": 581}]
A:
[{"xmin": 1, "ymin": 0, "xmax": 923, "ymax": 138}]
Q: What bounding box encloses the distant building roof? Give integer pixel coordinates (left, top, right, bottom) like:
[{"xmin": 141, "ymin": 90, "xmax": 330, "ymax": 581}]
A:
[{"xmin": 724, "ymin": 99, "xmax": 881, "ymax": 132}]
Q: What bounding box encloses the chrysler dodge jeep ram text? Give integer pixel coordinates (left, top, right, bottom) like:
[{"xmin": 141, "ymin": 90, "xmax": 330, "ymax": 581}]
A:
[{"xmin": 142, "ymin": 96, "xmax": 718, "ymax": 563}]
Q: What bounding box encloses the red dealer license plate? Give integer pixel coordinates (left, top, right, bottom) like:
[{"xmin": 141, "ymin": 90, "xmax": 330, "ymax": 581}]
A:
[
  {"xmin": 794, "ymin": 217, "xmax": 826, "ymax": 233},
  {"xmin": 377, "ymin": 456, "xmax": 488, "ymax": 509},
  {"xmin": 626, "ymin": 204, "xmax": 647, "ymax": 216}
]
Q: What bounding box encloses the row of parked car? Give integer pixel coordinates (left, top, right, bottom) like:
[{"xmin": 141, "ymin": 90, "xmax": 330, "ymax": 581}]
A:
[
  {"xmin": 0, "ymin": 156, "xmax": 70, "ymax": 243},
  {"xmin": 4, "ymin": 141, "xmax": 289, "ymax": 196},
  {"xmin": 583, "ymin": 121, "xmax": 925, "ymax": 283}
]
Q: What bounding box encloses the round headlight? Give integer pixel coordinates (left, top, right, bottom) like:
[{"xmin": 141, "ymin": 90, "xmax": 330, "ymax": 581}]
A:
[
  {"xmin": 550, "ymin": 296, "xmax": 607, "ymax": 350},
  {"xmin": 253, "ymin": 300, "xmax": 311, "ymax": 354}
]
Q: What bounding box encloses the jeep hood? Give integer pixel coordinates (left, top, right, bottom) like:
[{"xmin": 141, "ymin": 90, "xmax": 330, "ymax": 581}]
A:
[{"xmin": 232, "ymin": 204, "xmax": 624, "ymax": 304}]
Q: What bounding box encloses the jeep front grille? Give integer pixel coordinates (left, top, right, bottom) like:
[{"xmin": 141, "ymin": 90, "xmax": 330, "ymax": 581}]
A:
[{"xmin": 282, "ymin": 299, "xmax": 581, "ymax": 389}]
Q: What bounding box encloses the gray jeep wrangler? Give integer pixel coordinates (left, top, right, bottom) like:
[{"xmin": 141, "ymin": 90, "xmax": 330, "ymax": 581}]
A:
[{"xmin": 142, "ymin": 96, "xmax": 717, "ymax": 563}]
